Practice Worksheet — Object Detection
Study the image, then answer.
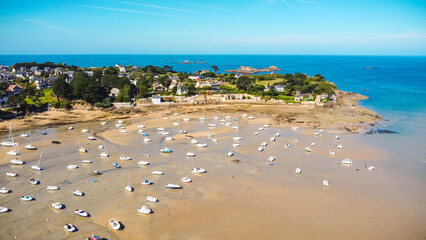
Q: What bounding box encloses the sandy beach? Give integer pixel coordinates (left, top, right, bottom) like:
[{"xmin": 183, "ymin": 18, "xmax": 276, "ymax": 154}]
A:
[{"xmin": 0, "ymin": 106, "xmax": 424, "ymax": 240}]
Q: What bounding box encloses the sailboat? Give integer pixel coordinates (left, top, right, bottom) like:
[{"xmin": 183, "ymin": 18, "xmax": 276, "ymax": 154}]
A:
[
  {"xmin": 99, "ymin": 143, "xmax": 109, "ymax": 157},
  {"xmin": 125, "ymin": 173, "xmax": 133, "ymax": 192},
  {"xmin": 1, "ymin": 123, "xmax": 16, "ymax": 147},
  {"xmin": 31, "ymin": 152, "xmax": 43, "ymax": 171},
  {"xmin": 147, "ymin": 196, "xmax": 158, "ymax": 202},
  {"xmin": 7, "ymin": 143, "xmax": 19, "ymax": 156},
  {"xmin": 64, "ymin": 224, "xmax": 76, "ymax": 232},
  {"xmin": 109, "ymin": 218, "xmax": 121, "ymax": 230},
  {"xmin": 24, "ymin": 131, "xmax": 37, "ymax": 150},
  {"xmin": 77, "ymin": 140, "xmax": 86, "ymax": 153},
  {"xmin": 10, "ymin": 158, "xmax": 24, "ymax": 165}
]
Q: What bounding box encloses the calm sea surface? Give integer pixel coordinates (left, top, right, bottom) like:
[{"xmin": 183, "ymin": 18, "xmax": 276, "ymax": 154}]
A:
[{"xmin": 1, "ymin": 54, "xmax": 425, "ymax": 166}]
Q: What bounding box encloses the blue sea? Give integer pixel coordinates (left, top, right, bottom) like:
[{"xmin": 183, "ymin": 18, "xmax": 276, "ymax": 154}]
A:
[{"xmin": 1, "ymin": 54, "xmax": 425, "ymax": 166}]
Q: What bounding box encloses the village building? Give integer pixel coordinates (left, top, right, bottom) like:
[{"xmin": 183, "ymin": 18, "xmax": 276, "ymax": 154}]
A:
[
  {"xmin": 274, "ymin": 85, "xmax": 285, "ymax": 92},
  {"xmin": 6, "ymin": 85, "xmax": 24, "ymax": 95},
  {"xmin": 109, "ymin": 88, "xmax": 120, "ymax": 98},
  {"xmin": 115, "ymin": 64, "xmax": 126, "ymax": 73},
  {"xmin": 151, "ymin": 95, "xmax": 163, "ymax": 104}
]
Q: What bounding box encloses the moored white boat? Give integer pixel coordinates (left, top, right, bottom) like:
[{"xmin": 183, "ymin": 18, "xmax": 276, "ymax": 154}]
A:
[
  {"xmin": 208, "ymin": 123, "xmax": 217, "ymax": 127},
  {"xmin": 109, "ymin": 218, "xmax": 121, "ymax": 230},
  {"xmin": 247, "ymin": 116, "xmax": 255, "ymax": 119},
  {"xmin": 274, "ymin": 132, "xmax": 280, "ymax": 137},
  {"xmin": 337, "ymin": 144, "xmax": 343, "ymax": 149},
  {"xmin": 185, "ymin": 152, "xmax": 196, "ymax": 157},
  {"xmin": 291, "ymin": 127, "xmax": 298, "ymax": 130},
  {"xmin": 227, "ymin": 151, "xmax": 234, "ymax": 157},
  {"xmin": 120, "ymin": 129, "xmax": 128, "ymax": 133},
  {"xmin": 138, "ymin": 205, "xmax": 152, "ymax": 214},
  {"xmin": 87, "ymin": 136, "xmax": 96, "ymax": 140},
  {"xmin": 24, "ymin": 144, "xmax": 37, "ymax": 150},
  {"xmin": 258, "ymin": 147, "xmax": 264, "ymax": 152},
  {"xmin": 295, "ymin": 168, "xmax": 302, "ymax": 175},
  {"xmin": 165, "ymin": 136, "xmax": 174, "ymax": 141},
  {"xmin": 141, "ymin": 179, "xmax": 151, "ymax": 185},
  {"xmin": 138, "ymin": 160, "xmax": 150, "ymax": 165},
  {"xmin": 270, "ymin": 137, "xmax": 276, "ymax": 142},
  {"xmin": 152, "ymin": 171, "xmax": 164, "ymax": 175},
  {"xmin": 311, "ymin": 142, "xmax": 316, "ymax": 147},
  {"xmin": 284, "ymin": 144, "xmax": 291, "ymax": 148},
  {"xmin": 10, "ymin": 159, "xmax": 24, "ymax": 165},
  {"xmin": 157, "ymin": 127, "xmax": 165, "ymax": 131},
  {"xmin": 254, "ymin": 132, "xmax": 259, "ymax": 135},
  {"xmin": 137, "ymin": 125, "xmax": 145, "ymax": 128},
  {"xmin": 173, "ymin": 122, "xmax": 180, "ymax": 126},
  {"xmin": 179, "ymin": 130, "xmax": 187, "ymax": 134},
  {"xmin": 47, "ymin": 185, "xmax": 59, "ymax": 190},
  {"xmin": 261, "ymin": 142, "xmax": 267, "ymax": 147},
  {"xmin": 197, "ymin": 143, "xmax": 207, "ymax": 148},
  {"xmin": 67, "ymin": 164, "xmax": 78, "ymax": 169},
  {"xmin": 6, "ymin": 172, "xmax": 17, "ymax": 177},
  {"xmin": 0, "ymin": 206, "xmax": 9, "ymax": 213},
  {"xmin": 161, "ymin": 131, "xmax": 170, "ymax": 135},
  {"xmin": 146, "ymin": 196, "xmax": 158, "ymax": 202},
  {"xmin": 29, "ymin": 178, "xmax": 39, "ymax": 185},
  {"xmin": 0, "ymin": 187, "xmax": 10, "ymax": 194},
  {"xmin": 73, "ymin": 190, "xmax": 83, "ymax": 196},
  {"xmin": 119, "ymin": 156, "xmax": 131, "ymax": 160},
  {"xmin": 125, "ymin": 186, "xmax": 133, "ymax": 192},
  {"xmin": 233, "ymin": 137, "xmax": 242, "ymax": 141},
  {"xmin": 335, "ymin": 136, "xmax": 340, "ymax": 140},
  {"xmin": 181, "ymin": 177, "xmax": 192, "ymax": 183},
  {"xmin": 212, "ymin": 138, "xmax": 218, "ymax": 142},
  {"xmin": 75, "ymin": 209, "xmax": 89, "ymax": 217},
  {"xmin": 79, "ymin": 147, "xmax": 87, "ymax": 153},
  {"xmin": 64, "ymin": 224, "xmax": 76, "ymax": 232},
  {"xmin": 190, "ymin": 139, "xmax": 198, "ymax": 144},
  {"xmin": 329, "ymin": 150, "xmax": 335, "ymax": 156},
  {"xmin": 191, "ymin": 168, "xmax": 206, "ymax": 173},
  {"xmin": 82, "ymin": 159, "xmax": 92, "ymax": 164},
  {"xmin": 305, "ymin": 147, "xmax": 312, "ymax": 152},
  {"xmin": 81, "ymin": 129, "xmax": 89, "ymax": 133},
  {"xmin": 232, "ymin": 143, "xmax": 240, "ymax": 147},
  {"xmin": 143, "ymin": 137, "xmax": 152, "ymax": 142},
  {"xmin": 7, "ymin": 149, "xmax": 18, "ymax": 156},
  {"xmin": 20, "ymin": 133, "xmax": 29, "ymax": 137},
  {"xmin": 21, "ymin": 195, "xmax": 32, "ymax": 201},
  {"xmin": 160, "ymin": 148, "xmax": 172, "ymax": 153},
  {"xmin": 323, "ymin": 180, "xmax": 330, "ymax": 187},
  {"xmin": 267, "ymin": 156, "xmax": 275, "ymax": 162},
  {"xmin": 101, "ymin": 121, "xmax": 107, "ymax": 125},
  {"xmin": 341, "ymin": 159, "xmax": 352, "ymax": 164},
  {"xmin": 183, "ymin": 118, "xmax": 190, "ymax": 122},
  {"xmin": 52, "ymin": 202, "xmax": 63, "ymax": 209},
  {"xmin": 112, "ymin": 163, "xmax": 121, "ymax": 168},
  {"xmin": 368, "ymin": 166, "xmax": 375, "ymax": 171},
  {"xmin": 166, "ymin": 184, "xmax": 182, "ymax": 189}
]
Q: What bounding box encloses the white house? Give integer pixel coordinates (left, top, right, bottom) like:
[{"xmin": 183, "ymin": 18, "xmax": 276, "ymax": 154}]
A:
[
  {"xmin": 152, "ymin": 95, "xmax": 163, "ymax": 104},
  {"xmin": 85, "ymin": 71, "xmax": 94, "ymax": 77},
  {"xmin": 115, "ymin": 64, "xmax": 126, "ymax": 73},
  {"xmin": 110, "ymin": 88, "xmax": 120, "ymax": 98},
  {"xmin": 274, "ymin": 85, "xmax": 285, "ymax": 92}
]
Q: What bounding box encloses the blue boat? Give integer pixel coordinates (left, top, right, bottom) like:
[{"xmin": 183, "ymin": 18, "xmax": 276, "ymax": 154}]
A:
[
  {"xmin": 112, "ymin": 163, "xmax": 120, "ymax": 168},
  {"xmin": 160, "ymin": 148, "xmax": 172, "ymax": 153}
]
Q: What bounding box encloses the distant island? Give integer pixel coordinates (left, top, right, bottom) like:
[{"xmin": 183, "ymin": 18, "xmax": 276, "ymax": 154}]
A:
[{"xmin": 225, "ymin": 66, "xmax": 282, "ymax": 74}]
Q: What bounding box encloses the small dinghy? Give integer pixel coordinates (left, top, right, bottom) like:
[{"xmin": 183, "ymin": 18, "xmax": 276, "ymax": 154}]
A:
[
  {"xmin": 6, "ymin": 172, "xmax": 17, "ymax": 177},
  {"xmin": 117, "ymin": 120, "xmax": 124, "ymax": 124},
  {"xmin": 119, "ymin": 156, "xmax": 131, "ymax": 160},
  {"xmin": 41, "ymin": 132, "xmax": 47, "ymax": 135},
  {"xmin": 232, "ymin": 143, "xmax": 240, "ymax": 147},
  {"xmin": 258, "ymin": 147, "xmax": 264, "ymax": 152},
  {"xmin": 52, "ymin": 140, "xmax": 61, "ymax": 144},
  {"xmin": 341, "ymin": 159, "xmax": 352, "ymax": 164},
  {"xmin": 143, "ymin": 137, "xmax": 152, "ymax": 142},
  {"xmin": 115, "ymin": 124, "xmax": 122, "ymax": 128},
  {"xmin": 138, "ymin": 125, "xmax": 146, "ymax": 128},
  {"xmin": 208, "ymin": 123, "xmax": 217, "ymax": 128},
  {"xmin": 247, "ymin": 116, "xmax": 255, "ymax": 119},
  {"xmin": 173, "ymin": 122, "xmax": 180, "ymax": 126},
  {"xmin": 181, "ymin": 177, "xmax": 192, "ymax": 183},
  {"xmin": 225, "ymin": 116, "xmax": 231, "ymax": 119},
  {"xmin": 179, "ymin": 130, "xmax": 187, "ymax": 134},
  {"xmin": 311, "ymin": 142, "xmax": 316, "ymax": 147},
  {"xmin": 92, "ymin": 170, "xmax": 102, "ymax": 175},
  {"xmin": 191, "ymin": 168, "xmax": 206, "ymax": 173},
  {"xmin": 329, "ymin": 150, "xmax": 335, "ymax": 156},
  {"xmin": 29, "ymin": 178, "xmax": 39, "ymax": 185},
  {"xmin": 99, "ymin": 152, "xmax": 109, "ymax": 157},
  {"xmin": 319, "ymin": 129, "xmax": 325, "ymax": 134},
  {"xmin": 81, "ymin": 129, "xmax": 89, "ymax": 133},
  {"xmin": 125, "ymin": 186, "xmax": 133, "ymax": 192},
  {"xmin": 138, "ymin": 161, "xmax": 150, "ymax": 165},
  {"xmin": 335, "ymin": 136, "xmax": 340, "ymax": 140},
  {"xmin": 52, "ymin": 202, "xmax": 63, "ymax": 209},
  {"xmin": 284, "ymin": 144, "xmax": 291, "ymax": 149},
  {"xmin": 160, "ymin": 148, "xmax": 172, "ymax": 153},
  {"xmin": 242, "ymin": 113, "xmax": 248, "ymax": 117},
  {"xmin": 186, "ymin": 152, "xmax": 196, "ymax": 157},
  {"xmin": 183, "ymin": 118, "xmax": 190, "ymax": 122},
  {"xmin": 165, "ymin": 137, "xmax": 174, "ymax": 141},
  {"xmin": 141, "ymin": 179, "xmax": 152, "ymax": 185},
  {"xmin": 10, "ymin": 159, "xmax": 24, "ymax": 165},
  {"xmin": 86, "ymin": 234, "xmax": 101, "ymax": 240},
  {"xmin": 146, "ymin": 196, "xmax": 158, "ymax": 202},
  {"xmin": 138, "ymin": 205, "xmax": 152, "ymax": 214},
  {"xmin": 224, "ymin": 122, "xmax": 232, "ymax": 126},
  {"xmin": 79, "ymin": 147, "xmax": 87, "ymax": 153},
  {"xmin": 120, "ymin": 130, "xmax": 128, "ymax": 133},
  {"xmin": 305, "ymin": 147, "xmax": 312, "ymax": 152},
  {"xmin": 261, "ymin": 142, "xmax": 267, "ymax": 147},
  {"xmin": 323, "ymin": 180, "xmax": 330, "ymax": 187},
  {"xmin": 254, "ymin": 132, "xmax": 259, "ymax": 135},
  {"xmin": 25, "ymin": 144, "xmax": 37, "ymax": 150},
  {"xmin": 161, "ymin": 131, "xmax": 170, "ymax": 135},
  {"xmin": 166, "ymin": 184, "xmax": 182, "ymax": 189},
  {"xmin": 75, "ymin": 209, "xmax": 89, "ymax": 217},
  {"xmin": 152, "ymin": 171, "xmax": 164, "ymax": 175},
  {"xmin": 7, "ymin": 149, "xmax": 18, "ymax": 156},
  {"xmin": 199, "ymin": 117, "xmax": 205, "ymax": 121},
  {"xmin": 258, "ymin": 127, "xmax": 264, "ymax": 131},
  {"xmin": 109, "ymin": 218, "xmax": 121, "ymax": 230},
  {"xmin": 101, "ymin": 121, "xmax": 107, "ymax": 125},
  {"xmin": 64, "ymin": 224, "xmax": 76, "ymax": 232},
  {"xmin": 227, "ymin": 151, "xmax": 234, "ymax": 157},
  {"xmin": 212, "ymin": 138, "xmax": 218, "ymax": 142},
  {"xmin": 0, "ymin": 187, "xmax": 10, "ymax": 194},
  {"xmin": 0, "ymin": 206, "xmax": 9, "ymax": 213},
  {"xmin": 197, "ymin": 143, "xmax": 207, "ymax": 148},
  {"xmin": 274, "ymin": 133, "xmax": 280, "ymax": 137},
  {"xmin": 138, "ymin": 129, "xmax": 145, "ymax": 133},
  {"xmin": 157, "ymin": 127, "xmax": 165, "ymax": 131},
  {"xmin": 314, "ymin": 132, "xmax": 320, "ymax": 136},
  {"xmin": 337, "ymin": 145, "xmax": 343, "ymax": 149},
  {"xmin": 82, "ymin": 160, "xmax": 92, "ymax": 164},
  {"xmin": 207, "ymin": 133, "xmax": 213, "ymax": 137},
  {"xmin": 291, "ymin": 127, "xmax": 298, "ymax": 130},
  {"xmin": 368, "ymin": 166, "xmax": 375, "ymax": 171},
  {"xmin": 68, "ymin": 127, "xmax": 74, "ymax": 130},
  {"xmin": 233, "ymin": 137, "xmax": 242, "ymax": 141},
  {"xmin": 47, "ymin": 185, "xmax": 59, "ymax": 191},
  {"xmin": 20, "ymin": 133, "xmax": 29, "ymax": 137},
  {"xmin": 190, "ymin": 139, "xmax": 199, "ymax": 144},
  {"xmin": 295, "ymin": 168, "xmax": 302, "ymax": 175},
  {"xmin": 21, "ymin": 195, "xmax": 32, "ymax": 201},
  {"xmin": 270, "ymin": 137, "xmax": 276, "ymax": 142},
  {"xmin": 112, "ymin": 163, "xmax": 121, "ymax": 168},
  {"xmin": 67, "ymin": 164, "xmax": 78, "ymax": 169},
  {"xmin": 87, "ymin": 136, "xmax": 96, "ymax": 140},
  {"xmin": 267, "ymin": 156, "xmax": 275, "ymax": 162},
  {"xmin": 73, "ymin": 191, "xmax": 84, "ymax": 196}
]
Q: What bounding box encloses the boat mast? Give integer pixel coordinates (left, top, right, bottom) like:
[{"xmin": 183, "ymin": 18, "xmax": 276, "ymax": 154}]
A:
[{"xmin": 37, "ymin": 152, "xmax": 43, "ymax": 167}]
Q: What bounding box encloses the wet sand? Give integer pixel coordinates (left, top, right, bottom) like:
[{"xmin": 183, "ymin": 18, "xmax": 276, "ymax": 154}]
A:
[{"xmin": 0, "ymin": 114, "xmax": 425, "ymax": 240}]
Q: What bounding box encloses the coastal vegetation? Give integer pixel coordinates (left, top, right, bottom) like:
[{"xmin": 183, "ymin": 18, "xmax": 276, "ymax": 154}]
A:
[{"xmin": 1, "ymin": 62, "xmax": 337, "ymax": 115}]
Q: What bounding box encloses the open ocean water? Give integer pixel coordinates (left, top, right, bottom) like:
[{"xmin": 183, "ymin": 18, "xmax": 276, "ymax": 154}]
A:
[{"xmin": 1, "ymin": 54, "xmax": 425, "ymax": 168}]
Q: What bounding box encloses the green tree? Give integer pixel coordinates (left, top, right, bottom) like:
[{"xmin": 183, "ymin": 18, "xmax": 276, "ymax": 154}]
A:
[
  {"xmin": 52, "ymin": 75, "xmax": 73, "ymax": 101},
  {"xmin": 211, "ymin": 65, "xmax": 219, "ymax": 73},
  {"xmin": 236, "ymin": 76, "xmax": 255, "ymax": 91},
  {"xmin": 116, "ymin": 84, "xmax": 131, "ymax": 102},
  {"xmin": 81, "ymin": 78, "xmax": 108, "ymax": 109}
]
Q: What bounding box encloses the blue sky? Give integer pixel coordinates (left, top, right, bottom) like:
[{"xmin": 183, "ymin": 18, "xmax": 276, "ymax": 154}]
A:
[{"xmin": 0, "ymin": 0, "xmax": 425, "ymax": 55}]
